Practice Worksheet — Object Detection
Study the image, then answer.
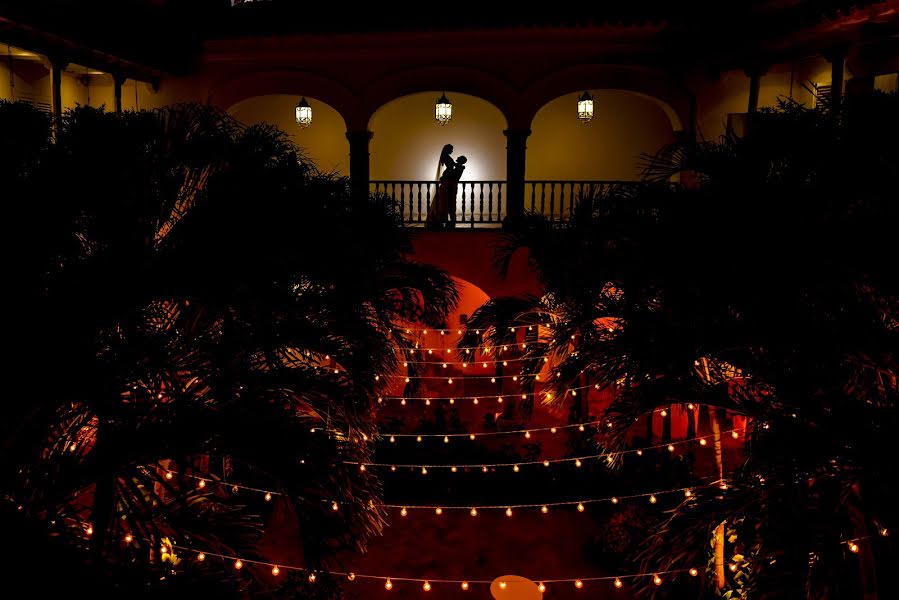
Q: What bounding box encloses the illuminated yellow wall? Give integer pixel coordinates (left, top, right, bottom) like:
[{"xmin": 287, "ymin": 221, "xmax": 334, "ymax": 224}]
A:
[
  {"xmin": 694, "ymin": 57, "xmax": 835, "ymax": 140},
  {"xmin": 228, "ymin": 94, "xmax": 349, "ymax": 175},
  {"xmin": 527, "ymin": 91, "xmax": 675, "ymax": 181},
  {"xmin": 369, "ymin": 93, "xmax": 507, "ymax": 181}
]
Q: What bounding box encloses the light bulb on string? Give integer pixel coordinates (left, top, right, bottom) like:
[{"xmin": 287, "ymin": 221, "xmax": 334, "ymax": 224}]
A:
[
  {"xmin": 332, "ymin": 501, "xmax": 339, "ymax": 511},
  {"xmin": 499, "ymin": 581, "xmax": 507, "ymax": 590},
  {"xmin": 513, "ymin": 465, "xmax": 520, "ymax": 472},
  {"xmin": 124, "ymin": 534, "xmax": 133, "ymax": 543},
  {"xmin": 482, "ymin": 466, "xmax": 488, "ymax": 473},
  {"xmin": 541, "ymin": 505, "xmax": 548, "ymax": 513},
  {"xmin": 197, "ymin": 553, "xmax": 206, "ymax": 562},
  {"xmin": 264, "ymin": 492, "xmax": 273, "ymax": 501},
  {"xmin": 699, "ymin": 438, "xmax": 708, "ymax": 446},
  {"xmin": 614, "ymin": 578, "xmax": 623, "ymax": 588},
  {"xmin": 538, "ymin": 582, "xmax": 546, "ymax": 592},
  {"xmin": 234, "ymin": 559, "xmax": 243, "ymax": 570},
  {"xmin": 435, "ymin": 507, "xmax": 443, "ymax": 515},
  {"xmin": 385, "ymin": 578, "xmax": 393, "ymax": 590},
  {"xmin": 400, "ymin": 507, "xmax": 407, "ymax": 517},
  {"xmin": 543, "ymin": 460, "xmax": 550, "ymax": 467},
  {"xmin": 575, "ymin": 579, "xmax": 584, "ymax": 589},
  {"xmin": 422, "ymin": 467, "xmax": 428, "ymax": 475},
  {"xmin": 451, "ymin": 466, "xmax": 458, "ymax": 472},
  {"xmin": 577, "ymin": 502, "xmax": 585, "ymax": 512},
  {"xmin": 667, "ymin": 444, "xmax": 675, "ymax": 452},
  {"xmin": 423, "ymin": 581, "xmax": 431, "ymax": 591},
  {"xmin": 461, "ymin": 581, "xmax": 469, "ymax": 591},
  {"xmin": 416, "ymin": 435, "xmax": 422, "ymax": 442},
  {"xmin": 470, "ymin": 508, "xmax": 478, "ymax": 516},
  {"xmin": 575, "ymin": 459, "xmax": 582, "ymax": 467},
  {"xmin": 729, "ymin": 563, "xmax": 738, "ymax": 572},
  {"xmin": 348, "ymin": 572, "xmax": 356, "ymax": 581},
  {"xmin": 685, "ymin": 489, "xmax": 693, "ymax": 497},
  {"xmin": 660, "ymin": 409, "xmax": 668, "ymax": 417},
  {"xmin": 689, "ymin": 568, "xmax": 698, "ymax": 576},
  {"xmin": 732, "ymin": 430, "xmax": 740, "ymax": 439},
  {"xmin": 272, "ymin": 565, "xmax": 280, "ymax": 576},
  {"xmin": 505, "ymin": 507, "xmax": 513, "ymax": 517},
  {"xmin": 848, "ymin": 541, "xmax": 859, "ymax": 553},
  {"xmin": 649, "ymin": 494, "xmax": 657, "ymax": 504},
  {"xmin": 611, "ymin": 497, "xmax": 619, "ymax": 504},
  {"xmin": 636, "ymin": 449, "xmax": 643, "ymax": 456}
]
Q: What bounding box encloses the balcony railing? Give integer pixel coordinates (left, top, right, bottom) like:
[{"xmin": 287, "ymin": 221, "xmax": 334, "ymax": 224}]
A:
[{"xmin": 370, "ymin": 180, "xmax": 647, "ymax": 227}]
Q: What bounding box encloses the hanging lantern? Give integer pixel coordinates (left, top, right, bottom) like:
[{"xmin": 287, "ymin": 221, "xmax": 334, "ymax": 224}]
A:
[
  {"xmin": 577, "ymin": 90, "xmax": 594, "ymax": 123},
  {"xmin": 295, "ymin": 97, "xmax": 312, "ymax": 129},
  {"xmin": 435, "ymin": 92, "xmax": 452, "ymax": 126}
]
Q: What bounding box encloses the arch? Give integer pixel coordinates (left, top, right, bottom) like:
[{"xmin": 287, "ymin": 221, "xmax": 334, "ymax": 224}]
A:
[
  {"xmin": 519, "ymin": 64, "xmax": 695, "ymax": 132},
  {"xmin": 207, "ymin": 69, "xmax": 367, "ymax": 130},
  {"xmin": 227, "ymin": 94, "xmax": 350, "ymax": 175},
  {"xmin": 527, "ymin": 90, "xmax": 676, "ymax": 181},
  {"xmin": 361, "ymin": 65, "xmax": 516, "ymax": 129},
  {"xmin": 368, "ymin": 92, "xmax": 507, "ymax": 181}
]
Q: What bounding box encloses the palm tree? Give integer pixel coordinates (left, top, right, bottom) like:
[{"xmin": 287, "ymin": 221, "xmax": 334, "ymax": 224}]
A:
[
  {"xmin": 459, "ymin": 92, "xmax": 898, "ymax": 598},
  {"xmin": 1, "ymin": 101, "xmax": 457, "ymax": 594}
]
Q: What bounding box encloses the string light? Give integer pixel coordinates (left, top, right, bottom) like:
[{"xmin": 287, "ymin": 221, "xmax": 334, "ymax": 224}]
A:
[
  {"xmin": 505, "ymin": 507, "xmax": 513, "ymax": 517},
  {"xmin": 689, "ymin": 568, "xmax": 698, "ymax": 576},
  {"xmin": 577, "ymin": 502, "xmax": 585, "ymax": 512},
  {"xmin": 470, "ymin": 508, "xmax": 477, "ymax": 516},
  {"xmin": 177, "ymin": 544, "xmax": 699, "ymax": 590},
  {"xmin": 124, "ymin": 534, "xmax": 133, "ymax": 543},
  {"xmin": 541, "ymin": 505, "xmax": 549, "ymax": 513},
  {"xmin": 264, "ymin": 492, "xmax": 272, "ymax": 501},
  {"xmin": 848, "ymin": 541, "xmax": 859, "ymax": 553}
]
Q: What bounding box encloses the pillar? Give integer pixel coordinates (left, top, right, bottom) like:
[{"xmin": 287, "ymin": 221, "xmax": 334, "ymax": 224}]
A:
[
  {"xmin": 827, "ymin": 48, "xmax": 847, "ymax": 113},
  {"xmin": 346, "ymin": 130, "xmax": 374, "ymax": 203},
  {"xmin": 50, "ymin": 57, "xmax": 67, "ymax": 125},
  {"xmin": 746, "ymin": 69, "xmax": 762, "ymax": 114},
  {"xmin": 503, "ymin": 128, "xmax": 530, "ymax": 225},
  {"xmin": 113, "ymin": 74, "xmax": 125, "ymax": 115}
]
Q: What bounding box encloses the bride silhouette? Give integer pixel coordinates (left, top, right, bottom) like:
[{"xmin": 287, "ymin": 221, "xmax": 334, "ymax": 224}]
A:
[{"xmin": 427, "ymin": 145, "xmax": 467, "ymax": 229}]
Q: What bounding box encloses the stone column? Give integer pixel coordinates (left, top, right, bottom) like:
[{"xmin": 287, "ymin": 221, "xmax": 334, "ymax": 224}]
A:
[
  {"xmin": 826, "ymin": 48, "xmax": 847, "ymax": 113},
  {"xmin": 503, "ymin": 128, "xmax": 530, "ymax": 225},
  {"xmin": 50, "ymin": 57, "xmax": 67, "ymax": 126},
  {"xmin": 346, "ymin": 130, "xmax": 374, "ymax": 204},
  {"xmin": 113, "ymin": 74, "xmax": 125, "ymax": 115}
]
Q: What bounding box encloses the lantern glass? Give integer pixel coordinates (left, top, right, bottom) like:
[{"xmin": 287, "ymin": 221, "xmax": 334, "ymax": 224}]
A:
[
  {"xmin": 435, "ymin": 93, "xmax": 452, "ymax": 125},
  {"xmin": 295, "ymin": 97, "xmax": 312, "ymax": 129},
  {"xmin": 577, "ymin": 91, "xmax": 594, "ymax": 123}
]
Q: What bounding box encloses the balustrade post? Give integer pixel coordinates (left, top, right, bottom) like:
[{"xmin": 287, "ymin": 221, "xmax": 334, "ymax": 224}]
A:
[{"xmin": 503, "ymin": 128, "xmax": 530, "ymax": 227}]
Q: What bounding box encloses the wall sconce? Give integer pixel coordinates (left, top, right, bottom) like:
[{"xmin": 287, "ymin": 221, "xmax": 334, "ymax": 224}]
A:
[
  {"xmin": 295, "ymin": 96, "xmax": 312, "ymax": 129},
  {"xmin": 435, "ymin": 92, "xmax": 452, "ymax": 125},
  {"xmin": 577, "ymin": 91, "xmax": 594, "ymax": 123}
]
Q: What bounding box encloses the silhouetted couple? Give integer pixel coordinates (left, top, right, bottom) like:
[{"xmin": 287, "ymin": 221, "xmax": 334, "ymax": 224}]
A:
[{"xmin": 426, "ymin": 144, "xmax": 467, "ymax": 229}]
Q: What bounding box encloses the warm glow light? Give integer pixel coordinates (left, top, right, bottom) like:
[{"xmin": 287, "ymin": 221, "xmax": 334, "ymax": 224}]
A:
[
  {"xmin": 653, "ymin": 574, "xmax": 662, "ymax": 585},
  {"xmin": 295, "ymin": 97, "xmax": 312, "ymax": 128},
  {"xmin": 649, "ymin": 495, "xmax": 657, "ymax": 504},
  {"xmin": 636, "ymin": 449, "xmax": 643, "ymax": 456},
  {"xmin": 689, "ymin": 568, "xmax": 698, "ymax": 577},
  {"xmin": 435, "ymin": 507, "xmax": 443, "ymax": 515},
  {"xmin": 575, "ymin": 459, "xmax": 582, "ymax": 467},
  {"xmin": 524, "ymin": 431, "xmax": 531, "ymax": 439},
  {"xmin": 541, "ymin": 505, "xmax": 548, "ymax": 513},
  {"xmin": 265, "ymin": 492, "xmax": 272, "ymax": 501},
  {"xmin": 538, "ymin": 582, "xmax": 546, "ymax": 592},
  {"xmin": 482, "ymin": 465, "xmax": 488, "ymax": 473},
  {"xmin": 385, "ymin": 578, "xmax": 393, "ymax": 590},
  {"xmin": 86, "ymin": 526, "xmax": 93, "ymax": 535},
  {"xmin": 505, "ymin": 507, "xmax": 513, "ymax": 517},
  {"xmin": 451, "ymin": 466, "xmax": 458, "ymax": 472},
  {"xmin": 660, "ymin": 409, "xmax": 668, "ymax": 417},
  {"xmin": 423, "ymin": 580, "xmax": 431, "ymax": 591},
  {"xmin": 401, "ymin": 507, "xmax": 408, "ymax": 517},
  {"xmin": 611, "ymin": 497, "xmax": 619, "ymax": 504},
  {"xmin": 359, "ymin": 464, "xmax": 366, "ymax": 472},
  {"xmin": 614, "ymin": 577, "xmax": 623, "ymax": 588},
  {"xmin": 390, "ymin": 435, "xmax": 396, "ymax": 443},
  {"xmin": 308, "ymin": 573, "xmax": 317, "ymax": 583},
  {"xmin": 699, "ymin": 438, "xmax": 708, "ymax": 446},
  {"xmin": 272, "ymin": 565, "xmax": 280, "ymax": 576},
  {"xmin": 422, "ymin": 467, "xmax": 428, "ymax": 475},
  {"xmin": 470, "ymin": 508, "xmax": 478, "ymax": 516},
  {"xmin": 550, "ymin": 427, "xmax": 557, "ymax": 433},
  {"xmin": 543, "ymin": 460, "xmax": 550, "ymax": 467},
  {"xmin": 234, "ymin": 559, "xmax": 243, "ymax": 570},
  {"xmin": 461, "ymin": 581, "xmax": 469, "ymax": 590},
  {"xmin": 687, "ymin": 403, "xmax": 695, "ymax": 410},
  {"xmin": 165, "ymin": 472, "xmax": 173, "ymax": 480},
  {"xmin": 435, "ymin": 93, "xmax": 452, "ymax": 125},
  {"xmin": 575, "ymin": 579, "xmax": 584, "ymax": 589},
  {"xmin": 417, "ymin": 435, "xmax": 423, "ymax": 442},
  {"xmin": 444, "ymin": 436, "xmax": 449, "ymax": 443},
  {"xmin": 348, "ymin": 572, "xmax": 356, "ymax": 581},
  {"xmin": 124, "ymin": 534, "xmax": 133, "ymax": 543},
  {"xmin": 732, "ymin": 431, "xmax": 740, "ymax": 439},
  {"xmin": 668, "ymin": 444, "xmax": 675, "ymax": 452},
  {"xmin": 577, "ymin": 502, "xmax": 585, "ymax": 512},
  {"xmin": 470, "ymin": 433, "xmax": 476, "ymax": 439},
  {"xmin": 685, "ymin": 489, "xmax": 693, "ymax": 497},
  {"xmin": 499, "ymin": 581, "xmax": 508, "ymax": 590},
  {"xmin": 197, "ymin": 553, "xmax": 205, "ymax": 562},
  {"xmin": 849, "ymin": 541, "xmax": 859, "ymax": 553},
  {"xmin": 332, "ymin": 501, "xmax": 339, "ymax": 511},
  {"xmin": 578, "ymin": 424, "xmax": 585, "ymax": 432},
  {"xmin": 729, "ymin": 563, "xmax": 737, "ymax": 572},
  {"xmin": 513, "ymin": 465, "xmax": 520, "ymax": 472}
]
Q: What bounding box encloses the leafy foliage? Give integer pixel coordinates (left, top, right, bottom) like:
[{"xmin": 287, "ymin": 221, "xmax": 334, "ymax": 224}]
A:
[
  {"xmin": 461, "ymin": 93, "xmax": 898, "ymax": 598},
  {"xmin": 1, "ymin": 101, "xmax": 457, "ymax": 594}
]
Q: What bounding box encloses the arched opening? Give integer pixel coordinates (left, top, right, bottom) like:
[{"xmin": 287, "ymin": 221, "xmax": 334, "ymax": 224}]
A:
[
  {"xmin": 369, "ymin": 92, "xmax": 507, "ymax": 182},
  {"xmin": 527, "ymin": 90, "xmax": 676, "ymax": 182},
  {"xmin": 227, "ymin": 94, "xmax": 350, "ymax": 175}
]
